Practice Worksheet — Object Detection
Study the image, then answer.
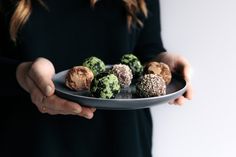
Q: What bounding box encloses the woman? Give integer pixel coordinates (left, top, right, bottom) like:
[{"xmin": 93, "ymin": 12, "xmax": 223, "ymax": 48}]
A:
[{"xmin": 0, "ymin": 0, "xmax": 193, "ymax": 156}]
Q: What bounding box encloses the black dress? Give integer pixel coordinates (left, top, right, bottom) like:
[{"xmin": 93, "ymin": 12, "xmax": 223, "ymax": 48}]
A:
[{"xmin": 0, "ymin": 0, "xmax": 166, "ymax": 156}]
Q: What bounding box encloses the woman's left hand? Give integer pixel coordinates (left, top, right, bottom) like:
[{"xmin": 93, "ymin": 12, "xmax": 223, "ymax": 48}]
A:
[{"xmin": 157, "ymin": 52, "xmax": 193, "ymax": 105}]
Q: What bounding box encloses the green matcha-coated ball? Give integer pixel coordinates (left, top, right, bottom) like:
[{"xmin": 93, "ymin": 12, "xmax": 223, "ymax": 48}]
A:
[
  {"xmin": 90, "ymin": 73, "xmax": 121, "ymax": 99},
  {"xmin": 121, "ymin": 54, "xmax": 143, "ymax": 77},
  {"xmin": 83, "ymin": 56, "xmax": 106, "ymax": 76},
  {"xmin": 90, "ymin": 72, "xmax": 108, "ymax": 94}
]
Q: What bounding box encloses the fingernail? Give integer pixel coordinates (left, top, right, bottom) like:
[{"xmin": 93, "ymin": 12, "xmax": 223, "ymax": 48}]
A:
[
  {"xmin": 74, "ymin": 108, "xmax": 82, "ymax": 114},
  {"xmin": 45, "ymin": 85, "xmax": 52, "ymax": 96},
  {"xmin": 91, "ymin": 108, "xmax": 96, "ymax": 112},
  {"xmin": 168, "ymin": 101, "xmax": 174, "ymax": 105},
  {"xmin": 84, "ymin": 113, "xmax": 93, "ymax": 119}
]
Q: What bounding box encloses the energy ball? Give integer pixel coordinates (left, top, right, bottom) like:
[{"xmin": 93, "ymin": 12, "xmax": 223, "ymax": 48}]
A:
[
  {"xmin": 83, "ymin": 56, "xmax": 106, "ymax": 76},
  {"xmin": 65, "ymin": 66, "xmax": 94, "ymax": 91},
  {"xmin": 121, "ymin": 54, "xmax": 143, "ymax": 77},
  {"xmin": 144, "ymin": 61, "xmax": 172, "ymax": 85},
  {"xmin": 90, "ymin": 73, "xmax": 121, "ymax": 99},
  {"xmin": 136, "ymin": 74, "xmax": 166, "ymax": 98},
  {"xmin": 110, "ymin": 64, "xmax": 133, "ymax": 88}
]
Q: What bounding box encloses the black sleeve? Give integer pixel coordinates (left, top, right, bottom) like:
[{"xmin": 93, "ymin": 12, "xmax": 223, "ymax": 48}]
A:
[
  {"xmin": 0, "ymin": 7, "xmax": 25, "ymax": 96},
  {"xmin": 134, "ymin": 0, "xmax": 166, "ymax": 63}
]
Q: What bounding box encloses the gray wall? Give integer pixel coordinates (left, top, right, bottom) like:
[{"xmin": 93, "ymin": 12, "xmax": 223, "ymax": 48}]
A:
[{"xmin": 151, "ymin": 0, "xmax": 236, "ymax": 156}]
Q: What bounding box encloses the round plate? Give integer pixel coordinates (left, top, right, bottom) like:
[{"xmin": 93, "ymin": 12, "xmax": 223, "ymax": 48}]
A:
[{"xmin": 53, "ymin": 70, "xmax": 187, "ymax": 110}]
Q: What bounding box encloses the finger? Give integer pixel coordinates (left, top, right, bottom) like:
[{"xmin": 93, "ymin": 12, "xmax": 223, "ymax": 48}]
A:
[
  {"xmin": 44, "ymin": 96, "xmax": 95, "ymax": 119},
  {"xmin": 184, "ymin": 82, "xmax": 193, "ymax": 100},
  {"xmin": 38, "ymin": 104, "xmax": 71, "ymax": 115},
  {"xmin": 28, "ymin": 58, "xmax": 55, "ymax": 96},
  {"xmin": 90, "ymin": 107, "xmax": 96, "ymax": 112},
  {"xmin": 23, "ymin": 73, "xmax": 47, "ymax": 107},
  {"xmin": 168, "ymin": 100, "xmax": 175, "ymax": 105},
  {"xmin": 38, "ymin": 104, "xmax": 57, "ymax": 115},
  {"xmin": 19, "ymin": 69, "xmax": 54, "ymax": 115},
  {"xmin": 182, "ymin": 64, "xmax": 191, "ymax": 82},
  {"xmin": 36, "ymin": 96, "xmax": 81, "ymax": 116},
  {"xmin": 25, "ymin": 77, "xmax": 56, "ymax": 115},
  {"xmin": 30, "ymin": 90, "xmax": 94, "ymax": 119},
  {"xmin": 83, "ymin": 105, "xmax": 96, "ymax": 112},
  {"xmin": 79, "ymin": 107, "xmax": 95, "ymax": 119},
  {"xmin": 24, "ymin": 76, "xmax": 56, "ymax": 115},
  {"xmin": 44, "ymin": 95, "xmax": 82, "ymax": 115},
  {"xmin": 173, "ymin": 96, "xmax": 186, "ymax": 105}
]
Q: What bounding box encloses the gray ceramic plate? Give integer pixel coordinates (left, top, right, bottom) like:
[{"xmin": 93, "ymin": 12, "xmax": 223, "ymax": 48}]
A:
[{"xmin": 53, "ymin": 70, "xmax": 187, "ymax": 110}]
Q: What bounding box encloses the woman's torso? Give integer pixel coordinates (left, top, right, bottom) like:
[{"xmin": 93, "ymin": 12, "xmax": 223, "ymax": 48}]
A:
[{"xmin": 1, "ymin": 1, "xmax": 153, "ymax": 157}]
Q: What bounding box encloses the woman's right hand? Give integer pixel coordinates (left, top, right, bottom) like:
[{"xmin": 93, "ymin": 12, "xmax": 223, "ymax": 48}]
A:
[{"xmin": 16, "ymin": 57, "xmax": 96, "ymax": 119}]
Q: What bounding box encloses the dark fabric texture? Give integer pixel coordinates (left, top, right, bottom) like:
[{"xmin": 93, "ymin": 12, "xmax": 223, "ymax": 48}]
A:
[{"xmin": 0, "ymin": 0, "xmax": 165, "ymax": 156}]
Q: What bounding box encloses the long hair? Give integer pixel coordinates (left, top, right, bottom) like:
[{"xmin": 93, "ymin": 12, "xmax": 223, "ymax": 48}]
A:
[{"xmin": 10, "ymin": 0, "xmax": 148, "ymax": 42}]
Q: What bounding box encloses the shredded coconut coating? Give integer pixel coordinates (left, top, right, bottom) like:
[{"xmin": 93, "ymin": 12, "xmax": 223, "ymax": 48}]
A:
[{"xmin": 111, "ymin": 64, "xmax": 133, "ymax": 88}]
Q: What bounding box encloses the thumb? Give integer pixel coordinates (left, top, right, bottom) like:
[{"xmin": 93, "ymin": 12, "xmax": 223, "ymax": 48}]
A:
[
  {"xmin": 28, "ymin": 57, "xmax": 55, "ymax": 96},
  {"xmin": 176, "ymin": 56, "xmax": 192, "ymax": 82},
  {"xmin": 182, "ymin": 64, "xmax": 191, "ymax": 82}
]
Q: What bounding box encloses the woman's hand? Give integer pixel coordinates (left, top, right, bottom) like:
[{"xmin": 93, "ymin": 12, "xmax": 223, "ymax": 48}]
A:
[
  {"xmin": 157, "ymin": 52, "xmax": 193, "ymax": 105},
  {"xmin": 16, "ymin": 57, "xmax": 96, "ymax": 119}
]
